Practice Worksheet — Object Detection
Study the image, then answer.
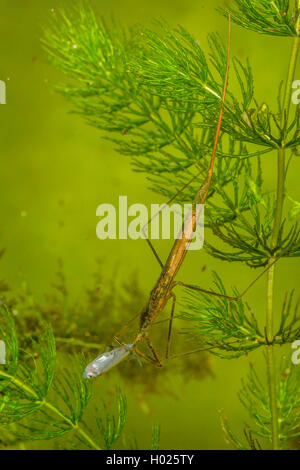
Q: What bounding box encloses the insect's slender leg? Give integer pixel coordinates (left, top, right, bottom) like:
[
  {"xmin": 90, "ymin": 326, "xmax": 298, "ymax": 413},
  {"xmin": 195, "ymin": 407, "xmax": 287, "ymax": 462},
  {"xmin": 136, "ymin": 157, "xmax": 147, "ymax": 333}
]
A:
[
  {"xmin": 134, "ymin": 345, "xmax": 161, "ymax": 366},
  {"xmin": 113, "ymin": 333, "xmax": 161, "ymax": 366},
  {"xmin": 168, "ymin": 255, "xmax": 292, "ymax": 358},
  {"xmin": 233, "ymin": 253, "xmax": 287, "ymax": 299},
  {"xmin": 174, "ymin": 252, "xmax": 288, "ymax": 302},
  {"xmin": 145, "ymin": 332, "xmax": 162, "ymax": 367},
  {"xmin": 166, "ymin": 293, "xmax": 176, "ymax": 359},
  {"xmin": 142, "ymin": 168, "xmax": 205, "ymax": 269},
  {"xmin": 175, "ymin": 281, "xmax": 239, "ymax": 301},
  {"xmin": 113, "ymin": 311, "xmax": 141, "ymax": 342},
  {"xmin": 113, "ymin": 335, "xmax": 127, "ymax": 348},
  {"xmin": 112, "ymin": 171, "xmax": 206, "ymax": 341},
  {"xmin": 167, "ymin": 340, "xmax": 242, "ymax": 360},
  {"xmin": 152, "ymin": 315, "xmax": 181, "ymax": 327}
]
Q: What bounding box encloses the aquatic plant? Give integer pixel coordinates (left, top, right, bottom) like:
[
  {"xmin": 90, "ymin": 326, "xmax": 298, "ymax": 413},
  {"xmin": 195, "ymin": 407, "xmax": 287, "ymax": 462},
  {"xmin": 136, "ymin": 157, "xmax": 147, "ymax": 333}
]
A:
[
  {"xmin": 1, "ymin": 0, "xmax": 299, "ymax": 450},
  {"xmin": 40, "ymin": 0, "xmax": 300, "ymax": 450},
  {"xmin": 0, "ymin": 305, "xmax": 161, "ymax": 450}
]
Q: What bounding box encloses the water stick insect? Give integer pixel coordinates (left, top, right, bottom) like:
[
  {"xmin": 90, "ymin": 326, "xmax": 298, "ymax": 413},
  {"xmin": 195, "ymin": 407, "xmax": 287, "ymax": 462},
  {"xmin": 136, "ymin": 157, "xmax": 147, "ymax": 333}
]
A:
[
  {"xmin": 84, "ymin": 18, "xmax": 232, "ymax": 377},
  {"xmin": 83, "ymin": 15, "xmax": 283, "ymax": 378}
]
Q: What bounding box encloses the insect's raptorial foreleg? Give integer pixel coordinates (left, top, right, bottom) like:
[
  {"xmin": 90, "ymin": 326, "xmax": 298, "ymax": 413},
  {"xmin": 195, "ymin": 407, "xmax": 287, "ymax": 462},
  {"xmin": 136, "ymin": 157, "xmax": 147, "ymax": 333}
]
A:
[
  {"xmin": 113, "ymin": 335, "xmax": 126, "ymax": 348},
  {"xmin": 166, "ymin": 293, "xmax": 176, "ymax": 359},
  {"xmin": 174, "ymin": 253, "xmax": 286, "ymax": 302},
  {"xmin": 113, "ymin": 311, "xmax": 141, "ymax": 342},
  {"xmin": 142, "ymin": 169, "xmax": 205, "ymax": 269},
  {"xmin": 113, "ymin": 332, "xmax": 162, "ymax": 367},
  {"xmin": 113, "ymin": 333, "xmax": 159, "ymax": 366}
]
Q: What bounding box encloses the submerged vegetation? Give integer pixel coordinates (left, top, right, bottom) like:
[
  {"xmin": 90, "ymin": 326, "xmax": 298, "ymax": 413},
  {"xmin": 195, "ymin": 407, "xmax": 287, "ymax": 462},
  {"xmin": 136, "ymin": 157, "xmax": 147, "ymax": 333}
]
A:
[
  {"xmin": 0, "ymin": 256, "xmax": 211, "ymax": 449},
  {"xmin": 1, "ymin": 0, "xmax": 300, "ymax": 450},
  {"xmin": 0, "ymin": 305, "xmax": 162, "ymax": 450}
]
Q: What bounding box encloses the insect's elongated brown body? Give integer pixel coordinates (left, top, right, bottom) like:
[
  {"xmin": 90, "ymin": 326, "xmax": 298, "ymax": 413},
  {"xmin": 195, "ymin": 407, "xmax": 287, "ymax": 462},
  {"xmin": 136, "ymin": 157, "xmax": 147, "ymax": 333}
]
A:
[
  {"xmin": 133, "ymin": 170, "xmax": 214, "ymax": 357},
  {"xmin": 139, "ymin": 181, "xmax": 210, "ymax": 332},
  {"xmin": 117, "ymin": 17, "xmax": 232, "ymax": 365}
]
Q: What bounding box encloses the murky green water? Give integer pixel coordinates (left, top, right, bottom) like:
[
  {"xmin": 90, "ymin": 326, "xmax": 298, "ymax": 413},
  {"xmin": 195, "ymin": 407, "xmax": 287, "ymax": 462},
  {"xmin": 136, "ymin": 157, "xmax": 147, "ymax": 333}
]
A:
[{"xmin": 0, "ymin": 0, "xmax": 299, "ymax": 450}]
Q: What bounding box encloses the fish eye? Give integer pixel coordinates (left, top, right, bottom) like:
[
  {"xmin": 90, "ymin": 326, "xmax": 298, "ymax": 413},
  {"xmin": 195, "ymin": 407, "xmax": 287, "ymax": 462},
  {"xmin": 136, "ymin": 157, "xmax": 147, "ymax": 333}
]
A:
[{"xmin": 83, "ymin": 370, "xmax": 95, "ymax": 379}]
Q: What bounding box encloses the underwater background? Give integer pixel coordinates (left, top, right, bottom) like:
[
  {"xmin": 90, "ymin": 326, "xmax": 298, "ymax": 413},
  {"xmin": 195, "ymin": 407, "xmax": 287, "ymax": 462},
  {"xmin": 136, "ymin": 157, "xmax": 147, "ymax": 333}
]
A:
[{"xmin": 0, "ymin": 0, "xmax": 299, "ymax": 449}]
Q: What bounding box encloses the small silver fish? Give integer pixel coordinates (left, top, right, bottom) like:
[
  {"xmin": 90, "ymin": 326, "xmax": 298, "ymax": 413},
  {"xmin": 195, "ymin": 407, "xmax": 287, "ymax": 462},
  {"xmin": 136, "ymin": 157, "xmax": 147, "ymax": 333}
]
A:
[{"xmin": 83, "ymin": 344, "xmax": 133, "ymax": 379}]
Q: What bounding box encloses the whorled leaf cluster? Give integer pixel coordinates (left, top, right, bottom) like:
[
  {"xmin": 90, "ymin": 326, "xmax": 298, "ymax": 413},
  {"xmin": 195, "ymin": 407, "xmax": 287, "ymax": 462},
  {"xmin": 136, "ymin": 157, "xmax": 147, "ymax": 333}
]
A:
[
  {"xmin": 221, "ymin": 358, "xmax": 300, "ymax": 449},
  {"xmin": 219, "ymin": 0, "xmax": 300, "ymax": 37},
  {"xmin": 181, "ymin": 276, "xmax": 300, "ymax": 358},
  {"xmin": 42, "ymin": 1, "xmax": 300, "ymax": 271},
  {"xmin": 40, "ymin": 0, "xmax": 300, "ymax": 451}
]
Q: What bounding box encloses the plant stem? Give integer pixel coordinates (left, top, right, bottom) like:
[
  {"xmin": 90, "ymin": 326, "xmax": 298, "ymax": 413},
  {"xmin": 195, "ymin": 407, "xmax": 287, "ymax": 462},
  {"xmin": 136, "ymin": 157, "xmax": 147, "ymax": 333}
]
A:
[
  {"xmin": 266, "ymin": 261, "xmax": 279, "ymax": 449},
  {"xmin": 55, "ymin": 337, "xmax": 104, "ymax": 350},
  {"xmin": 0, "ymin": 370, "xmax": 101, "ymax": 450},
  {"xmin": 265, "ymin": 9, "xmax": 300, "ymax": 449},
  {"xmin": 271, "ymin": 148, "xmax": 286, "ymax": 247}
]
